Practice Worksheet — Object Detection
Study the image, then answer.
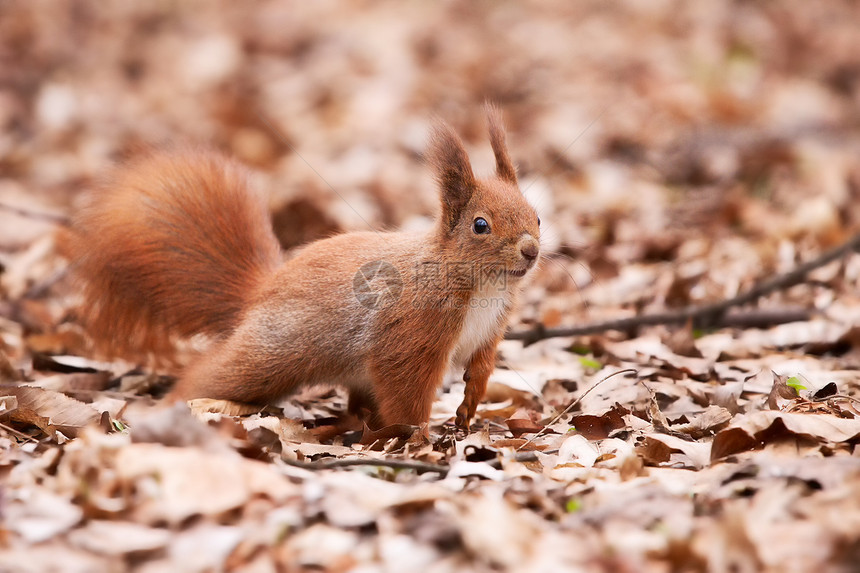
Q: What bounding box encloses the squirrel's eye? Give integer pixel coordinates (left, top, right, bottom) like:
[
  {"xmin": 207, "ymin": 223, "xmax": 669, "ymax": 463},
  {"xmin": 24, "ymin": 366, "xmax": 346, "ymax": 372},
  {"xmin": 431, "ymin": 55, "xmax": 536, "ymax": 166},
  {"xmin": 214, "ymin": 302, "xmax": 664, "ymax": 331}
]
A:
[
  {"xmin": 537, "ymin": 217, "xmax": 541, "ymax": 227},
  {"xmin": 472, "ymin": 217, "xmax": 490, "ymax": 235}
]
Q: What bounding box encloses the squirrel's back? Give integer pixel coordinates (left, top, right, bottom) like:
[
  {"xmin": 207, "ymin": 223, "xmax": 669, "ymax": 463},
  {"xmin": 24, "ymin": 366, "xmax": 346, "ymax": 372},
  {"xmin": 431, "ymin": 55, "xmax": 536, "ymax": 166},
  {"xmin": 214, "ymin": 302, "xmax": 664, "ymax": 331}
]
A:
[{"xmin": 69, "ymin": 148, "xmax": 282, "ymax": 362}]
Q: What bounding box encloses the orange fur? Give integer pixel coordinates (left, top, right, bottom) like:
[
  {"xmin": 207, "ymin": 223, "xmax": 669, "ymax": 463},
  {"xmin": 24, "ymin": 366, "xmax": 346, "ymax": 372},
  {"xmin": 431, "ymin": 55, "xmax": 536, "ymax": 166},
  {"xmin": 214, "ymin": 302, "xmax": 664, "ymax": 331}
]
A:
[
  {"xmin": 456, "ymin": 336, "xmax": 501, "ymax": 427},
  {"xmin": 69, "ymin": 106, "xmax": 540, "ymax": 429}
]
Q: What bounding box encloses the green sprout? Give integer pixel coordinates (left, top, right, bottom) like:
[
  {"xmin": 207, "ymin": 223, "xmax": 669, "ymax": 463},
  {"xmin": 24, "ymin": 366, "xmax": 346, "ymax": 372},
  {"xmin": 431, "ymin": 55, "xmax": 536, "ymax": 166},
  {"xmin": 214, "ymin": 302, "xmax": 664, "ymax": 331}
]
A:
[{"xmin": 786, "ymin": 376, "xmax": 807, "ymax": 392}]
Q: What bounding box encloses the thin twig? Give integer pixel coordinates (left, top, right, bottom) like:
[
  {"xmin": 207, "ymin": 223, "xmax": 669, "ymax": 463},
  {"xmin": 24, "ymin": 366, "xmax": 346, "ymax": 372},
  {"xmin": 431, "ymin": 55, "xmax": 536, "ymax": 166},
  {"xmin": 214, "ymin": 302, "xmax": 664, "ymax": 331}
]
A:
[
  {"xmin": 278, "ymin": 449, "xmax": 555, "ymax": 474},
  {"xmin": 0, "ymin": 420, "xmax": 41, "ymax": 443},
  {"xmin": 516, "ymin": 368, "xmax": 638, "ymax": 451},
  {"xmin": 712, "ymin": 308, "xmax": 811, "ymax": 329},
  {"xmin": 507, "ymin": 308, "xmax": 812, "ymax": 344},
  {"xmin": 828, "ymin": 394, "xmax": 860, "ymax": 408},
  {"xmin": 0, "ymin": 201, "xmax": 70, "ymax": 226},
  {"xmin": 485, "ymin": 449, "xmax": 552, "ymax": 468},
  {"xmin": 508, "ymin": 232, "xmax": 860, "ymax": 344},
  {"xmin": 280, "ymin": 456, "xmax": 450, "ymax": 474}
]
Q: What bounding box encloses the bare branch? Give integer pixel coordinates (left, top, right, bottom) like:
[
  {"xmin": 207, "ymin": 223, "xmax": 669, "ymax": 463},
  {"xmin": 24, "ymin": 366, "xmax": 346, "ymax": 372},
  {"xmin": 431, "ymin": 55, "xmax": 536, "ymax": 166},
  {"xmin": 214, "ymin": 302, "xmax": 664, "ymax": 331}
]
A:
[
  {"xmin": 508, "ymin": 233, "xmax": 860, "ymax": 345},
  {"xmin": 280, "ymin": 456, "xmax": 450, "ymax": 474}
]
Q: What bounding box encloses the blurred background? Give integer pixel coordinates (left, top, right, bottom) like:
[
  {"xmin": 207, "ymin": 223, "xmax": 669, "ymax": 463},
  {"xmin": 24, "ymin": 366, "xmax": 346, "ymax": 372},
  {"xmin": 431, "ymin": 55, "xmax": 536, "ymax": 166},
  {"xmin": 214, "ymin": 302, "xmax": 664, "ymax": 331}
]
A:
[{"xmin": 2, "ymin": 0, "xmax": 860, "ymax": 333}]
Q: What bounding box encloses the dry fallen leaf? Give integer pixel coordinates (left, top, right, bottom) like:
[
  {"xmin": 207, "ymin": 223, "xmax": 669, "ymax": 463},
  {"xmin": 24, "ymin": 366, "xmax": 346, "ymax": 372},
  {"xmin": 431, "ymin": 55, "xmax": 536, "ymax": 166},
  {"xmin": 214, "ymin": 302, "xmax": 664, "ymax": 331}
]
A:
[
  {"xmin": 243, "ymin": 413, "xmax": 319, "ymax": 450},
  {"xmin": 767, "ymin": 371, "xmax": 803, "ymax": 410},
  {"xmin": 5, "ymin": 490, "xmax": 83, "ymax": 543},
  {"xmin": 570, "ymin": 404, "xmax": 628, "ymax": 440},
  {"xmin": 114, "ymin": 442, "xmax": 297, "ymax": 524},
  {"xmin": 671, "ymin": 405, "xmax": 733, "ymax": 439},
  {"xmin": 67, "ymin": 520, "xmax": 171, "ymax": 556},
  {"xmin": 188, "ymin": 398, "xmax": 267, "ymax": 417},
  {"xmin": 637, "ymin": 434, "xmax": 711, "ymax": 469},
  {"xmin": 711, "ymin": 411, "xmax": 860, "ymax": 461},
  {"xmin": 6, "ymin": 385, "xmax": 100, "ymax": 439},
  {"xmin": 0, "ymin": 394, "xmax": 18, "ymax": 416},
  {"xmin": 505, "ymin": 417, "xmax": 545, "ymax": 437}
]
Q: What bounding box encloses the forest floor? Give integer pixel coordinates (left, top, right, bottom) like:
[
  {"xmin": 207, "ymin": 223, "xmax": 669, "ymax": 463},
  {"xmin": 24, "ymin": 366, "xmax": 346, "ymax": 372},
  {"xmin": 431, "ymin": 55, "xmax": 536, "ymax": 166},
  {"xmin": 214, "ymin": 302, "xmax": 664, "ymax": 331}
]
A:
[{"xmin": 2, "ymin": 2, "xmax": 860, "ymax": 571}]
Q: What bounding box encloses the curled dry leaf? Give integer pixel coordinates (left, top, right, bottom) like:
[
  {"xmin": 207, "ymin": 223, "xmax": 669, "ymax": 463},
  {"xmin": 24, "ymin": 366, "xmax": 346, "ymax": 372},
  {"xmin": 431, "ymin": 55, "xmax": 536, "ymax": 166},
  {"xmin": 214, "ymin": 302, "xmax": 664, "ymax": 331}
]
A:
[
  {"xmin": 242, "ymin": 414, "xmax": 319, "ymax": 454},
  {"xmin": 710, "ymin": 379, "xmax": 744, "ymax": 415},
  {"xmin": 767, "ymin": 371, "xmax": 803, "ymax": 410},
  {"xmin": 505, "ymin": 417, "xmax": 545, "ymax": 437},
  {"xmin": 67, "ymin": 520, "xmax": 171, "ymax": 556},
  {"xmin": 711, "ymin": 411, "xmax": 860, "ymax": 461},
  {"xmin": 812, "ymin": 382, "xmax": 838, "ymax": 400},
  {"xmin": 570, "ymin": 404, "xmax": 629, "ymax": 440},
  {"xmin": 88, "ymin": 396, "xmax": 128, "ymax": 419},
  {"xmin": 31, "ymin": 354, "xmax": 114, "ymax": 374},
  {"xmin": 115, "ymin": 443, "xmax": 297, "ymax": 524},
  {"xmin": 671, "ymin": 405, "xmax": 733, "ymax": 439},
  {"xmin": 125, "ymin": 401, "xmax": 228, "ymax": 449},
  {"xmin": 5, "ymin": 489, "xmax": 83, "ymax": 543},
  {"xmin": 557, "ymin": 434, "xmax": 600, "ymax": 467},
  {"xmin": 492, "ymin": 438, "xmax": 536, "ymax": 450},
  {"xmin": 282, "ymin": 442, "xmax": 355, "ymax": 460},
  {"xmin": 483, "ymin": 381, "xmax": 536, "ymax": 407},
  {"xmin": 187, "ymin": 398, "xmax": 266, "ymax": 417},
  {"xmin": 637, "ymin": 434, "xmax": 711, "ymax": 469},
  {"xmin": 7, "ymin": 385, "xmax": 100, "ymax": 439}
]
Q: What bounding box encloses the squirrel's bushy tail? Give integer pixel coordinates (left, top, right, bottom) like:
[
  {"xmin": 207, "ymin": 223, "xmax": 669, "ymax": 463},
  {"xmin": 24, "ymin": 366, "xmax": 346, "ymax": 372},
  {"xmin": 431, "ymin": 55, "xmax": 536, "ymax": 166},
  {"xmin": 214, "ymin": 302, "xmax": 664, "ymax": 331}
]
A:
[{"xmin": 69, "ymin": 148, "xmax": 282, "ymax": 362}]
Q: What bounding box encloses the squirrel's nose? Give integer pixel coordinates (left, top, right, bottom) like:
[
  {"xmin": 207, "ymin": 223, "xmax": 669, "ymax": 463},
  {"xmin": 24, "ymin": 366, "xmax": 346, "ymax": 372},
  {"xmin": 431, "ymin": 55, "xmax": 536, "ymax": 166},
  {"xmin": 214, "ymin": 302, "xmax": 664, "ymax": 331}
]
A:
[{"xmin": 520, "ymin": 240, "xmax": 539, "ymax": 261}]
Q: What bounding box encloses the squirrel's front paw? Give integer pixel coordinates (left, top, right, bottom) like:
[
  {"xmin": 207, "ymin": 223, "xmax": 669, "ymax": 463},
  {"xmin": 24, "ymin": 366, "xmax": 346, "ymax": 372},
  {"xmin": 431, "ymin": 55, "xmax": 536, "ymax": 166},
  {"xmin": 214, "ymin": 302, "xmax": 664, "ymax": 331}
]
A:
[{"xmin": 455, "ymin": 401, "xmax": 475, "ymax": 429}]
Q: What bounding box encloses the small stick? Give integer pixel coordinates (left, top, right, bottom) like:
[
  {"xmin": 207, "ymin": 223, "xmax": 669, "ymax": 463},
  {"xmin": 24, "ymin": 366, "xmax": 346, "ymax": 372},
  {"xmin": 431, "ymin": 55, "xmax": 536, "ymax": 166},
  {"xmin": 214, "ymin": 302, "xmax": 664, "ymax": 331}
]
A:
[
  {"xmin": 506, "ymin": 308, "xmax": 812, "ymax": 344},
  {"xmin": 278, "ymin": 449, "xmax": 553, "ymax": 475},
  {"xmin": 0, "ymin": 420, "xmax": 41, "ymax": 443},
  {"xmin": 516, "ymin": 368, "xmax": 638, "ymax": 451},
  {"xmin": 279, "ymin": 456, "xmax": 450, "ymax": 474}
]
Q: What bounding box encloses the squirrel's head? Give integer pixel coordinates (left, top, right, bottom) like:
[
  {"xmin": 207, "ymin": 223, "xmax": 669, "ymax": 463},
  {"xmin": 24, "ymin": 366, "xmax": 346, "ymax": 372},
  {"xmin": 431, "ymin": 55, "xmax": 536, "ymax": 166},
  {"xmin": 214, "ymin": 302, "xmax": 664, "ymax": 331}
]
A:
[{"xmin": 427, "ymin": 105, "xmax": 540, "ymax": 287}]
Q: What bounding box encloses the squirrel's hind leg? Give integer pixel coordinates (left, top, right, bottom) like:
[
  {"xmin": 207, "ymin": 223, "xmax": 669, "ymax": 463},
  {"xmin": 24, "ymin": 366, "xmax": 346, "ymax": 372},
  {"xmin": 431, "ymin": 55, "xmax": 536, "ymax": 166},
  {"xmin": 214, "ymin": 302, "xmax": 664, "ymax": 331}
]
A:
[
  {"xmin": 346, "ymin": 388, "xmax": 385, "ymax": 429},
  {"xmin": 370, "ymin": 353, "xmax": 448, "ymax": 428}
]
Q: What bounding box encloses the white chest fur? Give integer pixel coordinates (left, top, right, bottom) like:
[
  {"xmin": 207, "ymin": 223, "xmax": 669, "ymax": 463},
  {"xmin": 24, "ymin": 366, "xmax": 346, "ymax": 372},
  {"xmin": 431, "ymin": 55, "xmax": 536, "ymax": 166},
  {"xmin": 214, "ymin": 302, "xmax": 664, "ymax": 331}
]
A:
[{"xmin": 450, "ymin": 287, "xmax": 511, "ymax": 367}]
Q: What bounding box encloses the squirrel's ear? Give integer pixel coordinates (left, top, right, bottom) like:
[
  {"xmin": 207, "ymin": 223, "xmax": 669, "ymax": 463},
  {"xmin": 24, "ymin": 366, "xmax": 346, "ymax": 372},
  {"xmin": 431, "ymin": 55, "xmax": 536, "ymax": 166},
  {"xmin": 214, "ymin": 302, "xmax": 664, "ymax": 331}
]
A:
[
  {"xmin": 427, "ymin": 120, "xmax": 476, "ymax": 230},
  {"xmin": 486, "ymin": 103, "xmax": 517, "ymax": 185}
]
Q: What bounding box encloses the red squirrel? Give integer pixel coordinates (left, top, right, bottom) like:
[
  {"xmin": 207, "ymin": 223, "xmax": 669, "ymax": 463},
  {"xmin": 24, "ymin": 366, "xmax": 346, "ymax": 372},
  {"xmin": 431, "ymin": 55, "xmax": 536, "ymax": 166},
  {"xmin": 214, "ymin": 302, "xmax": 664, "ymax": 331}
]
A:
[{"xmin": 69, "ymin": 105, "xmax": 541, "ymax": 430}]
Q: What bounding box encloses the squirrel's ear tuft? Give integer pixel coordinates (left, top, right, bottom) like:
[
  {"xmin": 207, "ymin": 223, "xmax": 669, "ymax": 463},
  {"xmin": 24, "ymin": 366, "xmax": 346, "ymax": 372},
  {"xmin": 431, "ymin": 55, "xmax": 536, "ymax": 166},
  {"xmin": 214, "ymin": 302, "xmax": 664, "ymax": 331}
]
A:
[
  {"xmin": 426, "ymin": 120, "xmax": 475, "ymax": 230},
  {"xmin": 485, "ymin": 103, "xmax": 517, "ymax": 185}
]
